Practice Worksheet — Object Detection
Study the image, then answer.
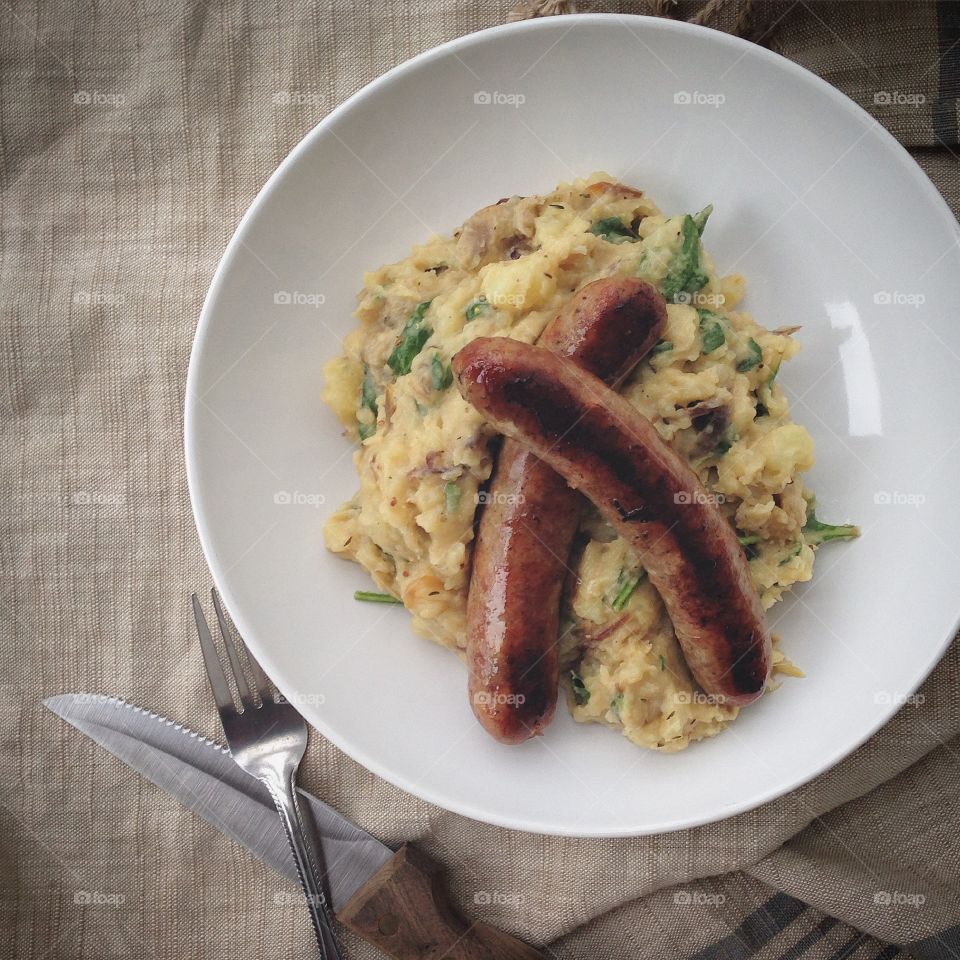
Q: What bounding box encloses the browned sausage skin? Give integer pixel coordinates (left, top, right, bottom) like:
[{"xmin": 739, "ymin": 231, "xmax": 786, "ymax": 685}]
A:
[
  {"xmin": 468, "ymin": 279, "xmax": 667, "ymax": 743},
  {"xmin": 455, "ymin": 337, "xmax": 772, "ymax": 708}
]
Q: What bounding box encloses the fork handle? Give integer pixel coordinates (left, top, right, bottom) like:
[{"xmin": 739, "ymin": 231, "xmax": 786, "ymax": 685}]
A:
[{"xmin": 266, "ymin": 772, "xmax": 344, "ymax": 959}]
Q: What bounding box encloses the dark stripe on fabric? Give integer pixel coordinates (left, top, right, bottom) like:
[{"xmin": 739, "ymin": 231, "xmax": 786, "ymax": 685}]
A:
[
  {"xmin": 776, "ymin": 916, "xmax": 838, "ymax": 960},
  {"xmin": 908, "ymin": 924, "xmax": 960, "ymax": 960},
  {"xmin": 689, "ymin": 893, "xmax": 808, "ymax": 960},
  {"xmin": 874, "ymin": 946, "xmax": 903, "ymax": 960},
  {"xmin": 934, "ymin": 0, "xmax": 960, "ymax": 145},
  {"xmin": 825, "ymin": 932, "xmax": 867, "ymax": 960}
]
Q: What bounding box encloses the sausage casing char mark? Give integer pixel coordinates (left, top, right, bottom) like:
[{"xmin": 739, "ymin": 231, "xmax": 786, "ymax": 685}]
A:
[
  {"xmin": 468, "ymin": 278, "xmax": 667, "ymax": 743},
  {"xmin": 455, "ymin": 337, "xmax": 772, "ymax": 708}
]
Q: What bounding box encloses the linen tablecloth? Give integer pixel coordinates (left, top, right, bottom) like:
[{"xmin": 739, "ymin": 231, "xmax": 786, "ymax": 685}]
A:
[{"xmin": 2, "ymin": 2, "xmax": 958, "ymax": 958}]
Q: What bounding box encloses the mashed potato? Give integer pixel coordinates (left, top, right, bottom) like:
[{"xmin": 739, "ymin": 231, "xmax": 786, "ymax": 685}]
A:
[{"xmin": 323, "ymin": 174, "xmax": 844, "ymax": 751}]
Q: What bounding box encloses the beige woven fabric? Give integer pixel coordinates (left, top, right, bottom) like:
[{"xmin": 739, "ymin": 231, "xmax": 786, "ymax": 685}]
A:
[{"xmin": 2, "ymin": 2, "xmax": 958, "ymax": 958}]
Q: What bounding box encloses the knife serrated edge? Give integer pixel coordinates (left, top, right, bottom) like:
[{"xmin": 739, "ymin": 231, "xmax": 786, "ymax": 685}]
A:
[
  {"xmin": 52, "ymin": 692, "xmax": 232, "ymax": 751},
  {"xmin": 43, "ymin": 692, "xmax": 395, "ymax": 907}
]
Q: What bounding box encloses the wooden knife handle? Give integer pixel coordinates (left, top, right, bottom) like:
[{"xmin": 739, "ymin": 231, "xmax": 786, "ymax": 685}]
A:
[{"xmin": 336, "ymin": 844, "xmax": 547, "ymax": 960}]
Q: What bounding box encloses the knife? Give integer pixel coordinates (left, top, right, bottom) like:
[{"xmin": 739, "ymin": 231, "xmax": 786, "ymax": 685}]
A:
[{"xmin": 44, "ymin": 693, "xmax": 545, "ymax": 960}]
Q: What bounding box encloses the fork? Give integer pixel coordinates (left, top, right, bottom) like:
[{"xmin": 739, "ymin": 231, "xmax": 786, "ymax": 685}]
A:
[{"xmin": 192, "ymin": 590, "xmax": 344, "ymax": 960}]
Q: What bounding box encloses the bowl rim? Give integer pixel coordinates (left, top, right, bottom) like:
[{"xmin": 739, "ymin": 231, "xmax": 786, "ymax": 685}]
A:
[{"xmin": 185, "ymin": 12, "xmax": 960, "ymax": 836}]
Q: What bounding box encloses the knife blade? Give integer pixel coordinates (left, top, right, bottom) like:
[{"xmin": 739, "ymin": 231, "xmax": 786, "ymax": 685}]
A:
[
  {"xmin": 45, "ymin": 692, "xmax": 548, "ymax": 960},
  {"xmin": 43, "ymin": 692, "xmax": 393, "ymax": 910}
]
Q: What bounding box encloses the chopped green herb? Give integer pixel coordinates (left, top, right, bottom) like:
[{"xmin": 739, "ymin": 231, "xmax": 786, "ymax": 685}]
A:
[
  {"xmin": 803, "ymin": 506, "xmax": 860, "ymax": 545},
  {"xmin": 736, "ymin": 338, "xmax": 763, "ymax": 373},
  {"xmin": 658, "ymin": 654, "xmax": 666, "ymax": 671},
  {"xmin": 697, "ymin": 309, "xmax": 726, "ymax": 354},
  {"xmin": 611, "ymin": 568, "xmax": 646, "ymax": 611},
  {"xmin": 387, "ymin": 300, "xmax": 433, "ymax": 376},
  {"xmin": 737, "ymin": 532, "xmax": 761, "ymax": 559},
  {"xmin": 651, "ymin": 339, "xmax": 673, "ymax": 355},
  {"xmin": 465, "ymin": 296, "xmax": 489, "ymax": 322},
  {"xmin": 756, "ymin": 360, "xmax": 781, "ymax": 419},
  {"xmin": 444, "ymin": 481, "xmax": 461, "ymax": 515},
  {"xmin": 357, "ymin": 363, "xmax": 379, "ymax": 440},
  {"xmin": 662, "ymin": 214, "xmax": 710, "ymax": 303},
  {"xmin": 779, "ymin": 542, "xmax": 803, "ymax": 565},
  {"xmin": 715, "ymin": 426, "xmax": 738, "ymax": 456},
  {"xmin": 610, "ymin": 694, "xmax": 624, "ymax": 716},
  {"xmin": 360, "ymin": 363, "xmax": 378, "ymax": 414},
  {"xmin": 692, "ymin": 204, "xmax": 713, "ymax": 236},
  {"xmin": 354, "ymin": 591, "xmax": 402, "ymax": 604},
  {"xmin": 570, "ymin": 671, "xmax": 590, "ymax": 706},
  {"xmin": 589, "ymin": 216, "xmax": 638, "ymax": 244},
  {"xmin": 431, "ymin": 353, "xmax": 453, "ymax": 391}
]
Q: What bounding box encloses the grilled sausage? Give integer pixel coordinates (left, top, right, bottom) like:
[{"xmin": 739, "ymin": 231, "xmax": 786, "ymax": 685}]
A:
[
  {"xmin": 455, "ymin": 337, "xmax": 772, "ymax": 707},
  {"xmin": 468, "ymin": 279, "xmax": 667, "ymax": 743}
]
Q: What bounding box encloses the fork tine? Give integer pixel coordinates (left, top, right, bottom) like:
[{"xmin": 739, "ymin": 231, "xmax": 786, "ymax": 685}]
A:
[
  {"xmin": 234, "ymin": 626, "xmax": 275, "ymax": 703},
  {"xmin": 191, "ymin": 594, "xmax": 234, "ymax": 712},
  {"xmin": 210, "ymin": 588, "xmax": 253, "ymax": 705}
]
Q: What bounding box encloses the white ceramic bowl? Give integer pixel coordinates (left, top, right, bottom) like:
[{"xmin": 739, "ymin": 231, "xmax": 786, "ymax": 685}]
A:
[{"xmin": 186, "ymin": 14, "xmax": 960, "ymax": 836}]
